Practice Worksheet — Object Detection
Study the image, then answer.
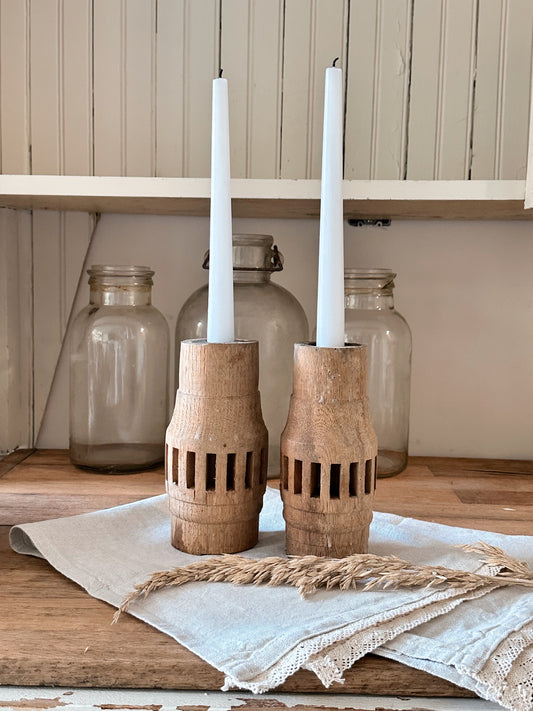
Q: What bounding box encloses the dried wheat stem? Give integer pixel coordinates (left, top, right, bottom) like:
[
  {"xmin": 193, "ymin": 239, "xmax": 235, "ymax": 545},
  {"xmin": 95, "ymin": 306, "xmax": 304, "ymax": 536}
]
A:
[
  {"xmin": 459, "ymin": 542, "xmax": 533, "ymax": 579},
  {"xmin": 112, "ymin": 544, "xmax": 533, "ymax": 624}
]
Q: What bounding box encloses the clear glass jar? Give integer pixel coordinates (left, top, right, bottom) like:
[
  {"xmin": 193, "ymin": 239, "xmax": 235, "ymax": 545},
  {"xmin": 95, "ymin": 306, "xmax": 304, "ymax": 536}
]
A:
[
  {"xmin": 175, "ymin": 234, "xmax": 309, "ymax": 476},
  {"xmin": 69, "ymin": 265, "xmax": 170, "ymax": 472},
  {"xmin": 344, "ymin": 268, "xmax": 412, "ymax": 478}
]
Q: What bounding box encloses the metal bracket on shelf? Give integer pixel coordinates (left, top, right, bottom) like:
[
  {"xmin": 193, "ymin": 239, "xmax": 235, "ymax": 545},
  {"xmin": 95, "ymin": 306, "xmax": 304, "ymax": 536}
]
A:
[{"xmin": 347, "ymin": 218, "xmax": 391, "ymax": 228}]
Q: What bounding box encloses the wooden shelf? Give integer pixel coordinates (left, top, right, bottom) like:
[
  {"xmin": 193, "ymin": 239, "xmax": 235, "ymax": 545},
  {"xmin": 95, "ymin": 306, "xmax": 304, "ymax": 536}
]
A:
[{"xmin": 0, "ymin": 175, "xmax": 530, "ymax": 220}]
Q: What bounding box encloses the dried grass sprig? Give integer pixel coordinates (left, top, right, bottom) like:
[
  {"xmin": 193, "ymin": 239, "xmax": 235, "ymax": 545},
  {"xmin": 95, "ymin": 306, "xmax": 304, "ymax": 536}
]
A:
[
  {"xmin": 459, "ymin": 542, "xmax": 533, "ymax": 579},
  {"xmin": 113, "ymin": 545, "xmax": 533, "ymax": 624}
]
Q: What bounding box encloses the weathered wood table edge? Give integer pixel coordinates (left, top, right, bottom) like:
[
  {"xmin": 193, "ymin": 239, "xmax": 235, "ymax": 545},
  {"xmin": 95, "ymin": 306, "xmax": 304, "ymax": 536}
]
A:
[{"xmin": 1, "ymin": 449, "xmax": 532, "ymax": 708}]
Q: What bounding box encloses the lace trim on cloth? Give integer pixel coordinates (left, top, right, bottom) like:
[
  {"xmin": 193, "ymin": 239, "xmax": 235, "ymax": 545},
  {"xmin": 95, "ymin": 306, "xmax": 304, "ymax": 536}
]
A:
[
  {"xmin": 222, "ymin": 584, "xmax": 493, "ymax": 694},
  {"xmin": 305, "ymin": 585, "xmax": 495, "ymax": 687},
  {"xmin": 463, "ymin": 619, "xmax": 533, "ymax": 711}
]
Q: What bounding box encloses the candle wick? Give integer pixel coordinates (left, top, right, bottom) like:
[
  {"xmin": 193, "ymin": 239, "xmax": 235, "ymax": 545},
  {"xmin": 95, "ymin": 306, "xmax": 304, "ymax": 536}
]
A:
[
  {"xmin": 332, "ymin": 57, "xmax": 339, "ymax": 67},
  {"xmin": 219, "ymin": 67, "xmax": 223, "ymax": 78}
]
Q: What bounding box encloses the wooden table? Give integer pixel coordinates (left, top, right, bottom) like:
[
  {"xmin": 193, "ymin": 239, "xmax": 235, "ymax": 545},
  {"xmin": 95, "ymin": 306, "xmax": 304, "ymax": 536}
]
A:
[{"xmin": 1, "ymin": 450, "xmax": 532, "ymax": 711}]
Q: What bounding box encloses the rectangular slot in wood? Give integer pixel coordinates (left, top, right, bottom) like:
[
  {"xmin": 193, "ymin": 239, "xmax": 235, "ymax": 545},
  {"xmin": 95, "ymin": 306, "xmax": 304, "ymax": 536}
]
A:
[
  {"xmin": 226, "ymin": 453, "xmax": 235, "ymax": 491},
  {"xmin": 186, "ymin": 450, "xmax": 195, "ymax": 489},
  {"xmin": 172, "ymin": 446, "xmax": 179, "ymax": 484},
  {"xmin": 365, "ymin": 458, "xmax": 373, "ymax": 494},
  {"xmin": 294, "ymin": 458, "xmax": 302, "ymax": 494},
  {"xmin": 330, "ymin": 463, "xmax": 341, "ymax": 499},
  {"xmin": 349, "ymin": 461, "xmax": 358, "ymax": 497},
  {"xmin": 310, "ymin": 462, "xmax": 321, "ymax": 498},
  {"xmin": 206, "ymin": 453, "xmax": 216, "ymax": 491},
  {"xmin": 245, "ymin": 451, "xmax": 253, "ymax": 489}
]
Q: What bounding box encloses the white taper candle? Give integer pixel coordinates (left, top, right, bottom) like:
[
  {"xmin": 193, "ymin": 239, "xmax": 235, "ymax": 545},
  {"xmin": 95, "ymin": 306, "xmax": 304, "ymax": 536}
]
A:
[
  {"xmin": 316, "ymin": 64, "xmax": 345, "ymax": 348},
  {"xmin": 207, "ymin": 76, "xmax": 235, "ymax": 343}
]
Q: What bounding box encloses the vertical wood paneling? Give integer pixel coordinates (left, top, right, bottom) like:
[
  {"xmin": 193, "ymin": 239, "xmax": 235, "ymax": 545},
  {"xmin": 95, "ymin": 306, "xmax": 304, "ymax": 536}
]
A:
[
  {"xmin": 221, "ymin": 1, "xmax": 250, "ymax": 179},
  {"xmin": 0, "ymin": 0, "xmax": 30, "ymax": 173},
  {"xmin": 156, "ymin": 0, "xmax": 219, "ymax": 178},
  {"xmin": 155, "ymin": 0, "xmax": 185, "ymax": 177},
  {"xmin": 124, "ymin": 0, "xmax": 156, "ymax": 176},
  {"xmin": 470, "ymin": 3, "xmax": 503, "ymax": 179},
  {"xmin": 63, "ymin": 213, "xmax": 95, "ymax": 330},
  {"xmin": 221, "ymin": 0, "xmax": 284, "ymax": 178},
  {"xmin": 498, "ymin": 0, "xmax": 533, "ymax": 179},
  {"xmin": 345, "ymin": 0, "xmax": 412, "ymax": 179},
  {"xmin": 94, "ymin": 0, "xmax": 157, "ymax": 176},
  {"xmin": 407, "ymin": 0, "xmax": 477, "ymax": 180},
  {"xmin": 437, "ymin": 0, "xmax": 476, "ymax": 179},
  {"xmin": 525, "ymin": 55, "xmax": 533, "ymax": 209},
  {"xmin": 182, "ymin": 0, "xmax": 220, "ymax": 178},
  {"xmin": 0, "ymin": 0, "xmax": 532, "ymax": 180},
  {"xmin": 33, "ymin": 211, "xmax": 62, "ymax": 435},
  {"xmin": 62, "ymin": 0, "xmax": 93, "ymax": 175},
  {"xmin": 281, "ymin": 0, "xmax": 349, "ymax": 179},
  {"xmin": 33, "ymin": 210, "xmax": 94, "ymax": 439},
  {"xmin": 93, "ymin": 0, "xmax": 124, "ymax": 175},
  {"xmin": 29, "ymin": 0, "xmax": 61, "ymax": 174},
  {"xmin": 0, "ymin": 209, "xmax": 32, "ymax": 452}
]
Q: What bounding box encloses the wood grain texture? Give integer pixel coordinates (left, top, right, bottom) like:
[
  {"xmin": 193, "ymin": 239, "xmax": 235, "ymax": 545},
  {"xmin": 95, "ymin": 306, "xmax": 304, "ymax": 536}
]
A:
[
  {"xmin": 0, "ymin": 532, "xmax": 470, "ymax": 696},
  {"xmin": 280, "ymin": 344, "xmax": 377, "ymax": 557},
  {"xmin": 1, "ymin": 450, "xmax": 532, "ymax": 694},
  {"xmin": 166, "ymin": 340, "xmax": 268, "ymax": 554}
]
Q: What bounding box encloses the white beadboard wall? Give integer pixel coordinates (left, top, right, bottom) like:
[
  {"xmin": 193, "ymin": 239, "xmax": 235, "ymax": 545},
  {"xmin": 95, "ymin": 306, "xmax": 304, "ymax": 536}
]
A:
[
  {"xmin": 1, "ymin": 0, "xmax": 532, "ymax": 180},
  {"xmin": 37, "ymin": 214, "xmax": 533, "ymax": 461},
  {"xmin": 2, "ymin": 0, "xmax": 533, "ymax": 458}
]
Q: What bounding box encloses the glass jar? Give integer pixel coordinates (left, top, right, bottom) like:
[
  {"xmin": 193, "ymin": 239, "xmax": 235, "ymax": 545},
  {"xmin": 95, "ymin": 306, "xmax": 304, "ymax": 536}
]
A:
[
  {"xmin": 175, "ymin": 234, "xmax": 309, "ymax": 476},
  {"xmin": 69, "ymin": 265, "xmax": 170, "ymax": 472},
  {"xmin": 344, "ymin": 268, "xmax": 412, "ymax": 478}
]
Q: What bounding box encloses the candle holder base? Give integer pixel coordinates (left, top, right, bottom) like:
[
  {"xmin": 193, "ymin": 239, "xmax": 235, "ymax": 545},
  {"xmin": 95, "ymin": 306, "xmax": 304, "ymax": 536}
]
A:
[
  {"xmin": 166, "ymin": 339, "xmax": 268, "ymax": 555},
  {"xmin": 280, "ymin": 343, "xmax": 377, "ymax": 558}
]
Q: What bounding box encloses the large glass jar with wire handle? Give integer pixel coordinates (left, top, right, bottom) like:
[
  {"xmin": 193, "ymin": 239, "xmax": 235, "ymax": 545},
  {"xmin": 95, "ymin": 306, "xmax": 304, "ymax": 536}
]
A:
[{"xmin": 175, "ymin": 234, "xmax": 309, "ymax": 477}]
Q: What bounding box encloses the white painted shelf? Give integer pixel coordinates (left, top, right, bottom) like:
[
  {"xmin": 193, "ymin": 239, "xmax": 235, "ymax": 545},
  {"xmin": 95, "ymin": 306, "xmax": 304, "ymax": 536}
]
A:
[{"xmin": 0, "ymin": 175, "xmax": 530, "ymax": 220}]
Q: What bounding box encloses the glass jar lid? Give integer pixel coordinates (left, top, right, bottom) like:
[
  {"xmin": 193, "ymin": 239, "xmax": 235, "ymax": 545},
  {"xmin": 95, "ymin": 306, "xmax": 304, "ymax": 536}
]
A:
[
  {"xmin": 203, "ymin": 234, "xmax": 283, "ymax": 272},
  {"xmin": 344, "ymin": 268, "xmax": 396, "ymax": 291}
]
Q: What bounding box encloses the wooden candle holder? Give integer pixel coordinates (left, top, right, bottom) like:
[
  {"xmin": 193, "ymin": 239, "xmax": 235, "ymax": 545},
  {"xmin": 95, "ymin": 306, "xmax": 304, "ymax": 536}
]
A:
[
  {"xmin": 166, "ymin": 339, "xmax": 268, "ymax": 555},
  {"xmin": 280, "ymin": 343, "xmax": 377, "ymax": 557}
]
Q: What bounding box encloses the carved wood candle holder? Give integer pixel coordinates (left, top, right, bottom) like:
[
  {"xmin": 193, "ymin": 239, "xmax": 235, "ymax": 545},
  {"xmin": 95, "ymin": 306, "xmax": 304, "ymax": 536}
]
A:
[
  {"xmin": 280, "ymin": 343, "xmax": 378, "ymax": 558},
  {"xmin": 166, "ymin": 339, "xmax": 268, "ymax": 555}
]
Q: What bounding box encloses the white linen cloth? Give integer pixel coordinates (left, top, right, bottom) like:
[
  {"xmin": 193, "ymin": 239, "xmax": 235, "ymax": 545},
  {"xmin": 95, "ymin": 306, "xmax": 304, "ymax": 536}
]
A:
[{"xmin": 9, "ymin": 488, "xmax": 533, "ymax": 710}]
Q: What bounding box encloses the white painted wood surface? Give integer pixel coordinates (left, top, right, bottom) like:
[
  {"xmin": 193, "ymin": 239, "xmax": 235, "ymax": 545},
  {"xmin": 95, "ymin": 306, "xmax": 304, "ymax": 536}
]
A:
[
  {"xmin": 221, "ymin": 0, "xmax": 284, "ymax": 178},
  {"xmin": 0, "ymin": 210, "xmax": 32, "ymax": 454},
  {"xmin": 0, "ymin": 175, "xmax": 528, "ymax": 219},
  {"xmin": 407, "ymin": 0, "xmax": 476, "ymax": 180},
  {"xmin": 281, "ymin": 0, "xmax": 349, "ymax": 179},
  {"xmin": 1, "ymin": 0, "xmax": 531, "ymax": 180},
  {"xmin": 0, "ymin": 0, "xmax": 30, "ymax": 174},
  {"xmin": 0, "ymin": 687, "xmax": 502, "ymax": 711},
  {"xmin": 93, "ymin": 0, "xmax": 123, "ymax": 176},
  {"xmin": 472, "ymin": 0, "xmax": 533, "ymax": 180},
  {"xmin": 345, "ymin": 0, "xmax": 412, "ymax": 179}
]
